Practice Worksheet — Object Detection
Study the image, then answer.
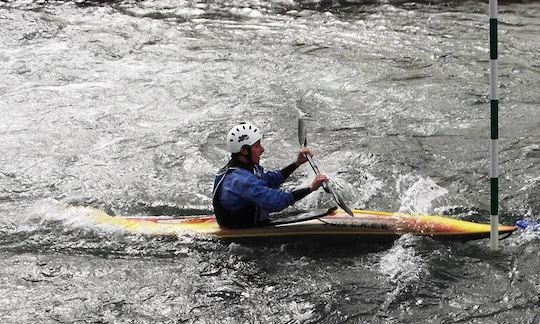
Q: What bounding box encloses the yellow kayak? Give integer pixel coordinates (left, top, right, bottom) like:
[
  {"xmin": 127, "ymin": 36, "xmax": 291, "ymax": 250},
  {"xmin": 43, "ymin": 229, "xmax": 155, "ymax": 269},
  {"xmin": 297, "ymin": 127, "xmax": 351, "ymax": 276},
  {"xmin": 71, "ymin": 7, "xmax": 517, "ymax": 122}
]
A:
[{"xmin": 87, "ymin": 208, "xmax": 517, "ymax": 242}]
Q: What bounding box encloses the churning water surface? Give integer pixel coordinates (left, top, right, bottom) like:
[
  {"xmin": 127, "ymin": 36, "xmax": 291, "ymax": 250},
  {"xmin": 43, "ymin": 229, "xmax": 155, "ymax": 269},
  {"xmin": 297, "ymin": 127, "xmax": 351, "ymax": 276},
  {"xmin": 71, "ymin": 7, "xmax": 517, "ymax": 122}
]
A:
[{"xmin": 0, "ymin": 0, "xmax": 539, "ymax": 322}]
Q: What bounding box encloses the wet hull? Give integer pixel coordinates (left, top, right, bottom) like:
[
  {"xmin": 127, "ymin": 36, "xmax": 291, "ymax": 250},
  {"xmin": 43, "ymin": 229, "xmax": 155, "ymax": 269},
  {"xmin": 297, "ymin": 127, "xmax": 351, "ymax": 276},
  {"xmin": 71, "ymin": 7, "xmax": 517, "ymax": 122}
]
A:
[{"xmin": 88, "ymin": 208, "xmax": 517, "ymax": 242}]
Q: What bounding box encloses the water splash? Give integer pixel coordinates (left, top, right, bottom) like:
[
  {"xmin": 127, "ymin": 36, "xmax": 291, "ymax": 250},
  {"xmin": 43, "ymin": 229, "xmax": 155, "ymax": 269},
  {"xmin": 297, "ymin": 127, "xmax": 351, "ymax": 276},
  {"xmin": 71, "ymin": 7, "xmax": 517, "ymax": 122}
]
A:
[
  {"xmin": 377, "ymin": 235, "xmax": 427, "ymax": 311},
  {"xmin": 396, "ymin": 174, "xmax": 448, "ymax": 215},
  {"xmin": 510, "ymin": 226, "xmax": 540, "ymax": 246},
  {"xmin": 0, "ymin": 199, "xmax": 210, "ymax": 257}
]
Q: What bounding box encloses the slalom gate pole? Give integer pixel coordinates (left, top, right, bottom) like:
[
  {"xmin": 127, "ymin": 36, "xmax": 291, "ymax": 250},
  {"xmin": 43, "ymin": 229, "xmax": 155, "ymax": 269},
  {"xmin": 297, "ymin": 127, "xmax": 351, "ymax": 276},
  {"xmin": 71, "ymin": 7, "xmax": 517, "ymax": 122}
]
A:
[{"xmin": 489, "ymin": 0, "xmax": 499, "ymax": 251}]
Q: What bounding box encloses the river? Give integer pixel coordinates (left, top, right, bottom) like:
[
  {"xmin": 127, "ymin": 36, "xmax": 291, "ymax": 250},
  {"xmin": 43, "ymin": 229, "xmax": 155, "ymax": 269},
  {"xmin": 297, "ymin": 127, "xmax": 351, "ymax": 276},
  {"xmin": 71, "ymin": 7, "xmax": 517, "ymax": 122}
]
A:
[{"xmin": 0, "ymin": 0, "xmax": 539, "ymax": 322}]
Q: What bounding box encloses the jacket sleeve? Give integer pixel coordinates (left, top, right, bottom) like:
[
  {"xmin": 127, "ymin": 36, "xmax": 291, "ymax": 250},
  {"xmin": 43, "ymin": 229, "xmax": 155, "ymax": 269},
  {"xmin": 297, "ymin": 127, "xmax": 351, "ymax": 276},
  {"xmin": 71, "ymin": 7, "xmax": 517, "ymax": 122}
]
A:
[
  {"xmin": 230, "ymin": 170, "xmax": 294, "ymax": 212},
  {"xmin": 257, "ymin": 166, "xmax": 286, "ymax": 189}
]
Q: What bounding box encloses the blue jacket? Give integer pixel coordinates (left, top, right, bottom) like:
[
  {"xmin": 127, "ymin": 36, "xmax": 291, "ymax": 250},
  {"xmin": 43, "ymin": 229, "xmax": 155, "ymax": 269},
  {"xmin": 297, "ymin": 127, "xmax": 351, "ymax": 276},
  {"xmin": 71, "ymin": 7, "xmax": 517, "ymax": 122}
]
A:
[{"xmin": 213, "ymin": 160, "xmax": 295, "ymax": 228}]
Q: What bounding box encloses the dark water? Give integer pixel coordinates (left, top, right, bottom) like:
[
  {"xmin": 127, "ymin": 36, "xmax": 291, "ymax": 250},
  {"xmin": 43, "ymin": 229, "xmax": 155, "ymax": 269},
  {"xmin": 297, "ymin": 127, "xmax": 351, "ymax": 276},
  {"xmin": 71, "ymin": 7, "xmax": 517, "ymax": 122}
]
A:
[{"xmin": 1, "ymin": 0, "xmax": 539, "ymax": 322}]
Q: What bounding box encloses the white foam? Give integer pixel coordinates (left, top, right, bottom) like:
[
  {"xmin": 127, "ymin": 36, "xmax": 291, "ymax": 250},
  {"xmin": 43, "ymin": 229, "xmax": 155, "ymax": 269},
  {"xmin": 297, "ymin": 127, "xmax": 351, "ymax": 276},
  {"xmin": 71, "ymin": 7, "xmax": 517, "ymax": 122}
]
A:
[
  {"xmin": 24, "ymin": 199, "xmax": 128, "ymax": 235},
  {"xmin": 509, "ymin": 228, "xmax": 540, "ymax": 246},
  {"xmin": 285, "ymin": 301, "xmax": 315, "ymax": 322},
  {"xmin": 354, "ymin": 172, "xmax": 384, "ymax": 208},
  {"xmin": 174, "ymin": 8, "xmax": 205, "ymax": 18},
  {"xmin": 229, "ymin": 8, "xmax": 264, "ymax": 19},
  {"xmin": 378, "ymin": 235, "xmax": 424, "ymax": 282},
  {"xmin": 26, "ymin": 199, "xmax": 93, "ymax": 224},
  {"xmin": 396, "ymin": 174, "xmax": 448, "ymax": 214},
  {"xmin": 518, "ymin": 174, "xmax": 540, "ymax": 193},
  {"xmin": 377, "ymin": 235, "xmax": 426, "ymax": 310},
  {"xmin": 271, "ymin": 0, "xmax": 296, "ymax": 6},
  {"xmin": 36, "ymin": 82, "xmax": 112, "ymax": 92}
]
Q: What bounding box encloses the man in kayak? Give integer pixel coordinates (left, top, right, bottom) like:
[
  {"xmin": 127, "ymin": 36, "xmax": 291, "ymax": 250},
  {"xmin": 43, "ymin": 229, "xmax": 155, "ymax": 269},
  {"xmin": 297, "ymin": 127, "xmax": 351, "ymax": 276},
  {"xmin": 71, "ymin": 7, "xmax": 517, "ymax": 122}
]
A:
[{"xmin": 213, "ymin": 122, "xmax": 328, "ymax": 228}]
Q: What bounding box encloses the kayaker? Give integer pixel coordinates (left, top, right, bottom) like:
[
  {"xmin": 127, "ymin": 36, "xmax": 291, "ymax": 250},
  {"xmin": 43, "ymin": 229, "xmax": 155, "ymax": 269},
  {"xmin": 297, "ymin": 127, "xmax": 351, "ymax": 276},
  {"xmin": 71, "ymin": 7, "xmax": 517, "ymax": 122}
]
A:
[{"xmin": 213, "ymin": 122, "xmax": 328, "ymax": 228}]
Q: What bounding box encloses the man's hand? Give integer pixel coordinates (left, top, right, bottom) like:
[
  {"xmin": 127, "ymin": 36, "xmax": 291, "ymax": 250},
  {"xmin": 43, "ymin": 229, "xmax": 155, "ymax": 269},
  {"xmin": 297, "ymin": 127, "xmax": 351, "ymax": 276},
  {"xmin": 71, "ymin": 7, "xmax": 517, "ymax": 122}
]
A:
[
  {"xmin": 310, "ymin": 174, "xmax": 329, "ymax": 191},
  {"xmin": 295, "ymin": 147, "xmax": 313, "ymax": 166}
]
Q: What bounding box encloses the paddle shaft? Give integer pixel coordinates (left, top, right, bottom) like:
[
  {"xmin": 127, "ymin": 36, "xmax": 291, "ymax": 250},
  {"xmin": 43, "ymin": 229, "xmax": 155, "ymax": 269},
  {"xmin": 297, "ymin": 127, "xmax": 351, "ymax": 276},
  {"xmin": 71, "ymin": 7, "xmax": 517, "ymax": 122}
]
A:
[
  {"xmin": 297, "ymin": 119, "xmax": 353, "ymax": 216},
  {"xmin": 303, "ymin": 152, "xmax": 330, "ymax": 193}
]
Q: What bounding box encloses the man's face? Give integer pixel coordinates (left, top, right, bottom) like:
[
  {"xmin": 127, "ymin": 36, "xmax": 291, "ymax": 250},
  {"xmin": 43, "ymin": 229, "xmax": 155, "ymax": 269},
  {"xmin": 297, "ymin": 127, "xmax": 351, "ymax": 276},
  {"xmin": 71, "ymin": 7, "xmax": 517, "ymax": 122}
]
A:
[{"xmin": 249, "ymin": 140, "xmax": 264, "ymax": 164}]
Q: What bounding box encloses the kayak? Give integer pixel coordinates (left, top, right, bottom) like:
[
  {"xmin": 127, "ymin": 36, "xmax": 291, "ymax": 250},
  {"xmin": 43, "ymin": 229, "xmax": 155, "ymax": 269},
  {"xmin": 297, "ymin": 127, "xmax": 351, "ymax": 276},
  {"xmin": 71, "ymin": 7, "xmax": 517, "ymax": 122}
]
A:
[{"xmin": 87, "ymin": 207, "xmax": 517, "ymax": 242}]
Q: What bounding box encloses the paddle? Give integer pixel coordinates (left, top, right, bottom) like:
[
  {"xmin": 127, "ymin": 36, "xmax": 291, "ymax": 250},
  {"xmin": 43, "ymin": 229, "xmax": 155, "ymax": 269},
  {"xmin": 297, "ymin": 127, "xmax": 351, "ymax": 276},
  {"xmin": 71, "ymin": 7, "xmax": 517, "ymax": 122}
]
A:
[{"xmin": 297, "ymin": 119, "xmax": 354, "ymax": 216}]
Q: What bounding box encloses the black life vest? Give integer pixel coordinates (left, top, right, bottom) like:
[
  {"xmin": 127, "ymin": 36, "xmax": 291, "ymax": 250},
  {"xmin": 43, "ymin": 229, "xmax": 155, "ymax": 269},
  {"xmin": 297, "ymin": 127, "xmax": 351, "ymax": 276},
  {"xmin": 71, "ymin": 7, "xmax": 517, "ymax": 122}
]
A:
[{"xmin": 212, "ymin": 161, "xmax": 269, "ymax": 228}]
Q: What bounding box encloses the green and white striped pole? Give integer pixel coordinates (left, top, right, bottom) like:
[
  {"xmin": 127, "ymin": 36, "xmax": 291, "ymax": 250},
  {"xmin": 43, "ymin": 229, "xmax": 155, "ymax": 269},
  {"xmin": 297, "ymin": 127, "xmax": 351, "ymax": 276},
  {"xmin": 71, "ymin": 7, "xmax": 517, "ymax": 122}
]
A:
[{"xmin": 489, "ymin": 0, "xmax": 499, "ymax": 251}]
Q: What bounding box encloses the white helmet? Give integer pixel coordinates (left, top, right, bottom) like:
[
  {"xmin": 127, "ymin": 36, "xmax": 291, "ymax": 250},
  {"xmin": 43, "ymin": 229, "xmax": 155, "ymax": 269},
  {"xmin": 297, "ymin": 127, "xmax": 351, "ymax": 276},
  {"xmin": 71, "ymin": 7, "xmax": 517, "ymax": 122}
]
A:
[{"xmin": 226, "ymin": 122, "xmax": 263, "ymax": 153}]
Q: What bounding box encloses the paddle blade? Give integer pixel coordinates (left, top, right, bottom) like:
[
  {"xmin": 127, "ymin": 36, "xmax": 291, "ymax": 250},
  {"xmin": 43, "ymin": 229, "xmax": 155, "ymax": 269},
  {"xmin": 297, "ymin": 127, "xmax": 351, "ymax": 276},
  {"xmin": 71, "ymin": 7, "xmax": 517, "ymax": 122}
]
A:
[
  {"xmin": 298, "ymin": 119, "xmax": 307, "ymax": 147},
  {"xmin": 328, "ymin": 181, "xmax": 354, "ymax": 217}
]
